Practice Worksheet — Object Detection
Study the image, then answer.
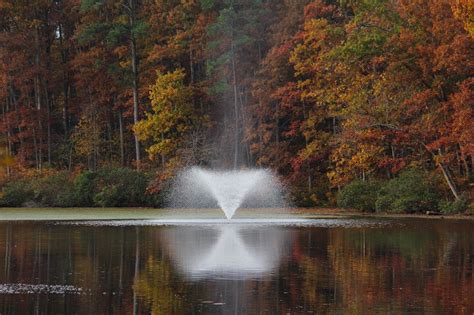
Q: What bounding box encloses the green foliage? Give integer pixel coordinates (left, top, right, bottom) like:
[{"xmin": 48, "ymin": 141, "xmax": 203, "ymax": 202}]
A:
[
  {"xmin": 80, "ymin": 0, "xmax": 103, "ymax": 12},
  {"xmin": 0, "ymin": 180, "xmax": 34, "ymax": 207},
  {"xmin": 375, "ymin": 169, "xmax": 441, "ymax": 213},
  {"xmin": 94, "ymin": 168, "xmax": 150, "ymax": 207},
  {"xmin": 93, "ymin": 185, "xmax": 121, "ymax": 207},
  {"xmin": 33, "ymin": 172, "xmax": 76, "ymax": 207},
  {"xmin": 439, "ymin": 197, "xmax": 469, "ymax": 214},
  {"xmin": 74, "ymin": 171, "xmax": 97, "ymax": 206},
  {"xmin": 205, "ymin": 0, "xmax": 261, "ymax": 94},
  {"xmin": 467, "ymin": 203, "xmax": 474, "ymax": 215},
  {"xmin": 0, "ymin": 168, "xmax": 160, "ymax": 208},
  {"xmin": 200, "ymin": 0, "xmax": 215, "ymax": 11},
  {"xmin": 131, "ymin": 20, "xmax": 149, "ymax": 39},
  {"xmin": 208, "ymin": 80, "xmax": 230, "ymax": 95},
  {"xmin": 337, "ymin": 169, "xmax": 449, "ymax": 213},
  {"xmin": 340, "ymin": 31, "xmax": 387, "ymax": 61},
  {"xmin": 77, "ymin": 22, "xmax": 108, "ymax": 45},
  {"xmin": 337, "ymin": 179, "xmax": 381, "ymax": 212},
  {"xmin": 106, "ymin": 24, "xmax": 128, "ymax": 46}
]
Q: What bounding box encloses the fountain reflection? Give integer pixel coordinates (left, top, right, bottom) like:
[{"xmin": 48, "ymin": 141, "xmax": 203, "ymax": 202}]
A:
[{"xmin": 161, "ymin": 225, "xmax": 292, "ymax": 279}]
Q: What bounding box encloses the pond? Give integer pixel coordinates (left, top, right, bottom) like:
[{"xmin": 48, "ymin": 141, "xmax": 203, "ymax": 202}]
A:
[{"xmin": 0, "ymin": 212, "xmax": 473, "ymax": 314}]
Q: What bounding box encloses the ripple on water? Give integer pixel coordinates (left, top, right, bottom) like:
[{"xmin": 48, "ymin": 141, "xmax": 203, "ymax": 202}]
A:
[
  {"xmin": 54, "ymin": 218, "xmax": 392, "ymax": 228},
  {"xmin": 0, "ymin": 284, "xmax": 82, "ymax": 295}
]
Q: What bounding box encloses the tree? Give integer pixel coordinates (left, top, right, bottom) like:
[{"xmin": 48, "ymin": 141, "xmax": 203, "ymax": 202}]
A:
[
  {"xmin": 76, "ymin": 0, "xmax": 148, "ymax": 170},
  {"xmin": 204, "ymin": 0, "xmax": 273, "ymax": 168},
  {"xmin": 135, "ymin": 68, "xmax": 209, "ymax": 183}
]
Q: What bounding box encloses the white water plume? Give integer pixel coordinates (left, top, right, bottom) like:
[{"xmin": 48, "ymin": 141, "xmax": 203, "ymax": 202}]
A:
[
  {"xmin": 167, "ymin": 167, "xmax": 287, "ymax": 219},
  {"xmin": 161, "ymin": 225, "xmax": 292, "ymax": 279}
]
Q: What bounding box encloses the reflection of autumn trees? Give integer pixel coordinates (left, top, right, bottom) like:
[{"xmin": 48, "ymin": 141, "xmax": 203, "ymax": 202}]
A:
[
  {"xmin": 292, "ymin": 223, "xmax": 474, "ymax": 314},
  {"xmin": 134, "ymin": 256, "xmax": 192, "ymax": 314},
  {"xmin": 0, "ymin": 225, "xmax": 140, "ymax": 314},
  {"xmin": 0, "ymin": 222, "xmax": 473, "ymax": 314}
]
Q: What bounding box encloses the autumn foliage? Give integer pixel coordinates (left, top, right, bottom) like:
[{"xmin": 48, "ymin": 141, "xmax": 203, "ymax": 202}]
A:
[{"xmin": 0, "ymin": 0, "xmax": 472, "ymax": 209}]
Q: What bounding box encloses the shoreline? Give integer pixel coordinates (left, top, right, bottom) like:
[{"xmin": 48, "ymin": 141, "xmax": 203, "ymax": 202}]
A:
[
  {"xmin": 291, "ymin": 207, "xmax": 474, "ymax": 220},
  {"xmin": 0, "ymin": 207, "xmax": 472, "ymax": 221}
]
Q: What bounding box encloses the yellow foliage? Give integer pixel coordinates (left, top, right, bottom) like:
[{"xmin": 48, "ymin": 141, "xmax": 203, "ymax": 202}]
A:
[
  {"xmin": 72, "ymin": 113, "xmax": 102, "ymax": 159},
  {"xmin": 451, "ymin": 0, "xmax": 474, "ymax": 36},
  {"xmin": 329, "ymin": 142, "xmax": 384, "ymax": 186},
  {"xmin": 134, "ymin": 68, "xmax": 207, "ymax": 163}
]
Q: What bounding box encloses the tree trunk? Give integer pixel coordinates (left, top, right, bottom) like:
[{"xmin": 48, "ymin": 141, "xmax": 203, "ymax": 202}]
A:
[
  {"xmin": 129, "ymin": 0, "xmax": 141, "ymax": 170},
  {"xmin": 118, "ymin": 108, "xmax": 125, "ymax": 166},
  {"xmin": 275, "ymin": 103, "xmax": 279, "ymax": 144},
  {"xmin": 161, "ymin": 132, "xmax": 165, "ymax": 167},
  {"xmin": 9, "ymin": 78, "xmax": 23, "ymax": 151},
  {"xmin": 107, "ymin": 118, "xmax": 113, "ymax": 162},
  {"xmin": 34, "ymin": 29, "xmax": 43, "ymax": 170},
  {"xmin": 189, "ymin": 46, "xmax": 195, "ymax": 84},
  {"xmin": 32, "ymin": 125, "xmax": 39, "ymax": 170},
  {"xmin": 2, "ymin": 101, "xmax": 11, "ymax": 177},
  {"xmin": 431, "ymin": 147, "xmax": 461, "ymax": 201},
  {"xmin": 231, "ymin": 33, "xmax": 239, "ymax": 169},
  {"xmin": 58, "ymin": 23, "xmax": 69, "ymax": 138},
  {"xmin": 439, "ymin": 162, "xmax": 460, "ymax": 200},
  {"xmin": 44, "ymin": 29, "xmax": 53, "ymax": 167},
  {"xmin": 44, "ymin": 85, "xmax": 52, "ymax": 166},
  {"xmin": 238, "ymin": 87, "xmax": 251, "ymax": 165}
]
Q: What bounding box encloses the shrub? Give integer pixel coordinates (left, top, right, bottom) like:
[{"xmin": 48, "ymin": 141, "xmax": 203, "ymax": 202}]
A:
[
  {"xmin": 467, "ymin": 202, "xmax": 474, "ymax": 215},
  {"xmin": 0, "ymin": 180, "xmax": 34, "ymax": 207},
  {"xmin": 94, "ymin": 168, "xmax": 150, "ymax": 207},
  {"xmin": 337, "ymin": 179, "xmax": 381, "ymax": 212},
  {"xmin": 439, "ymin": 197, "xmax": 469, "ymax": 214},
  {"xmin": 375, "ymin": 169, "xmax": 441, "ymax": 213},
  {"xmin": 0, "ymin": 168, "xmax": 159, "ymax": 208},
  {"xmin": 73, "ymin": 171, "xmax": 97, "ymax": 206},
  {"xmin": 33, "ymin": 172, "xmax": 76, "ymax": 207},
  {"xmin": 94, "ymin": 185, "xmax": 120, "ymax": 207}
]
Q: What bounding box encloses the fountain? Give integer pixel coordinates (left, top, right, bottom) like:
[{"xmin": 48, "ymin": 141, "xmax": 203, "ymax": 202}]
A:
[{"xmin": 168, "ymin": 167, "xmax": 287, "ymax": 219}]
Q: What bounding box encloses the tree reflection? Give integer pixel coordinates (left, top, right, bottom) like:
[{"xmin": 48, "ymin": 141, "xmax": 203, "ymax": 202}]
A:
[{"xmin": 0, "ymin": 220, "xmax": 472, "ymax": 314}]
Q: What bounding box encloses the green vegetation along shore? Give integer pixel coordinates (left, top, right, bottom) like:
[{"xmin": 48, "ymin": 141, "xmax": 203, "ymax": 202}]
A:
[{"xmin": 0, "ymin": 167, "xmax": 472, "ymax": 215}]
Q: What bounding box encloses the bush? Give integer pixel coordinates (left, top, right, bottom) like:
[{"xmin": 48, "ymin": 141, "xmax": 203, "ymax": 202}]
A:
[
  {"xmin": 467, "ymin": 203, "xmax": 474, "ymax": 215},
  {"xmin": 0, "ymin": 168, "xmax": 160, "ymax": 208},
  {"xmin": 73, "ymin": 171, "xmax": 97, "ymax": 206},
  {"xmin": 337, "ymin": 179, "xmax": 381, "ymax": 212},
  {"xmin": 375, "ymin": 169, "xmax": 441, "ymax": 213},
  {"xmin": 94, "ymin": 185, "xmax": 120, "ymax": 207},
  {"xmin": 94, "ymin": 168, "xmax": 150, "ymax": 207},
  {"xmin": 33, "ymin": 172, "xmax": 76, "ymax": 207},
  {"xmin": 0, "ymin": 180, "xmax": 34, "ymax": 207},
  {"xmin": 439, "ymin": 197, "xmax": 469, "ymax": 214}
]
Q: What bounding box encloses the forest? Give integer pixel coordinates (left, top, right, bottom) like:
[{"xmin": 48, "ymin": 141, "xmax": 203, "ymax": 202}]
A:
[{"xmin": 0, "ymin": 0, "xmax": 472, "ymax": 212}]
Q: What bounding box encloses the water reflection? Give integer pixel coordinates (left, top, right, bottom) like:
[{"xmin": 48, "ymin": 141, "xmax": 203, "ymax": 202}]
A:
[
  {"xmin": 0, "ymin": 219, "xmax": 472, "ymax": 314},
  {"xmin": 161, "ymin": 225, "xmax": 291, "ymax": 279}
]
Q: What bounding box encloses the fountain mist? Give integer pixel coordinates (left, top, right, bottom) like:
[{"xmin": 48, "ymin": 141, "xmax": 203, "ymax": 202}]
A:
[{"xmin": 167, "ymin": 167, "xmax": 287, "ymax": 219}]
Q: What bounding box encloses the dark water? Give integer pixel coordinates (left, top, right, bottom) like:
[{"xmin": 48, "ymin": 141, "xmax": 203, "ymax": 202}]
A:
[{"xmin": 0, "ymin": 218, "xmax": 473, "ymax": 314}]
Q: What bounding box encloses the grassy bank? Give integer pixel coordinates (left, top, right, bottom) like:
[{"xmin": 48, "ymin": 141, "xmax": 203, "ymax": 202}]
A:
[
  {"xmin": 0, "ymin": 207, "xmax": 472, "ymax": 221},
  {"xmin": 291, "ymin": 208, "xmax": 474, "ymax": 220}
]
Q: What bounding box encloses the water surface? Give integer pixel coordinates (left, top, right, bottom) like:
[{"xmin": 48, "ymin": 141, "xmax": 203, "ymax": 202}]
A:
[{"xmin": 0, "ymin": 215, "xmax": 473, "ymax": 314}]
